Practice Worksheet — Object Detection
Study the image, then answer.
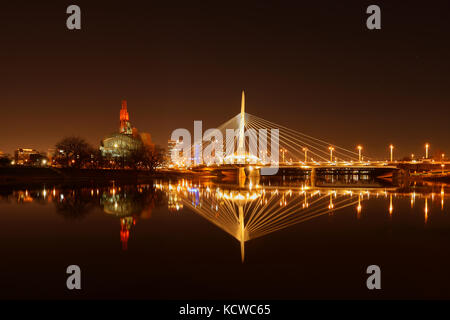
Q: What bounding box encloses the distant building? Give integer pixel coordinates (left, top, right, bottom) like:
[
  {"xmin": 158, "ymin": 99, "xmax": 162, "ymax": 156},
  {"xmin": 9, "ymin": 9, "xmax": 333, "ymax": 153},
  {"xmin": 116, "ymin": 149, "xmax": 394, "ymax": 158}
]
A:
[
  {"xmin": 166, "ymin": 139, "xmax": 177, "ymax": 165},
  {"xmin": 100, "ymin": 100, "xmax": 153, "ymax": 158},
  {"xmin": 47, "ymin": 148, "xmax": 56, "ymax": 163},
  {"xmin": 14, "ymin": 148, "xmax": 46, "ymax": 165},
  {"xmin": 100, "ymin": 133, "xmax": 142, "ymax": 158},
  {"xmin": 0, "ymin": 150, "xmax": 10, "ymax": 166}
]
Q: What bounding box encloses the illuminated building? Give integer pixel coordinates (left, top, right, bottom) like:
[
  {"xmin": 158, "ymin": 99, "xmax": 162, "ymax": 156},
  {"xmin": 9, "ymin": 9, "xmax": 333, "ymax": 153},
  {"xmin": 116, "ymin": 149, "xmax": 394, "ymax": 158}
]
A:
[
  {"xmin": 14, "ymin": 148, "xmax": 46, "ymax": 165},
  {"xmin": 100, "ymin": 133, "xmax": 142, "ymax": 158},
  {"xmin": 166, "ymin": 139, "xmax": 177, "ymax": 165},
  {"xmin": 46, "ymin": 148, "xmax": 56, "ymax": 164},
  {"xmin": 100, "ymin": 100, "xmax": 154, "ymax": 158}
]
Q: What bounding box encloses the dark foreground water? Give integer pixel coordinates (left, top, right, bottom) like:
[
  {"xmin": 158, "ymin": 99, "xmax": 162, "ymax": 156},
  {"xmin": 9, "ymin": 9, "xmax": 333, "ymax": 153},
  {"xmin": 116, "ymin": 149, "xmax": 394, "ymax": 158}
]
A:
[{"xmin": 0, "ymin": 176, "xmax": 449, "ymax": 299}]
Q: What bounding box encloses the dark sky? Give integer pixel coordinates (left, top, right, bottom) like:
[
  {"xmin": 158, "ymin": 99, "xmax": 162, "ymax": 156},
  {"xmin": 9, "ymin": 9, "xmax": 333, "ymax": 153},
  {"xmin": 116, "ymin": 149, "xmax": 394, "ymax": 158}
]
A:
[{"xmin": 1, "ymin": 1, "xmax": 449, "ymax": 159}]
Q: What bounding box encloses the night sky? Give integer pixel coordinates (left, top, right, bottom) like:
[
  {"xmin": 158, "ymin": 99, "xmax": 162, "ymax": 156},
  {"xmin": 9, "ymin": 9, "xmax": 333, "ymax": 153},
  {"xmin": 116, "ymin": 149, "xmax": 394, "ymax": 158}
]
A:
[{"xmin": 1, "ymin": 1, "xmax": 449, "ymax": 159}]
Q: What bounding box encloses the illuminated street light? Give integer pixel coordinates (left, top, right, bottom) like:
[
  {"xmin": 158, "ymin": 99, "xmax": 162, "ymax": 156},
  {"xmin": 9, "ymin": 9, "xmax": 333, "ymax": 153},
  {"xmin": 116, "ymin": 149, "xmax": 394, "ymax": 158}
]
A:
[
  {"xmin": 389, "ymin": 144, "xmax": 394, "ymax": 162},
  {"xmin": 442, "ymin": 153, "xmax": 445, "ymax": 174},
  {"xmin": 357, "ymin": 145, "xmax": 362, "ymax": 162},
  {"xmin": 425, "ymin": 143, "xmax": 430, "ymax": 159},
  {"xmin": 328, "ymin": 146, "xmax": 334, "ymax": 162},
  {"xmin": 302, "ymin": 147, "xmax": 308, "ymax": 163},
  {"xmin": 280, "ymin": 148, "xmax": 287, "ymax": 163}
]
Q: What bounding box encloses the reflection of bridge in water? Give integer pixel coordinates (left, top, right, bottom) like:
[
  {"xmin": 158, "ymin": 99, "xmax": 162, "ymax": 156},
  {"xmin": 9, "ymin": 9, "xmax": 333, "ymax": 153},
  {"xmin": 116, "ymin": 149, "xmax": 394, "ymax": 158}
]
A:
[
  {"xmin": 155, "ymin": 178, "xmax": 448, "ymax": 262},
  {"xmin": 1, "ymin": 180, "xmax": 448, "ymax": 257},
  {"xmin": 178, "ymin": 90, "xmax": 399, "ymax": 181}
]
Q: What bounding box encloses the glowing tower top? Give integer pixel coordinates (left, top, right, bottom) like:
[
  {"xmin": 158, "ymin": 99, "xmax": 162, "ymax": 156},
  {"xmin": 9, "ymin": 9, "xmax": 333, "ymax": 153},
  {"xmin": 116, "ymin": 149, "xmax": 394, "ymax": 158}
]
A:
[{"xmin": 119, "ymin": 100, "xmax": 132, "ymax": 135}]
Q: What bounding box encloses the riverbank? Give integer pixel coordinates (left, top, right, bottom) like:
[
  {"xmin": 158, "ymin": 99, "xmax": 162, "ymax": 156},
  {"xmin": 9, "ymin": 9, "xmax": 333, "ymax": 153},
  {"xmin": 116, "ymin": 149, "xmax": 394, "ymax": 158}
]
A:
[{"xmin": 0, "ymin": 167, "xmax": 186, "ymax": 187}]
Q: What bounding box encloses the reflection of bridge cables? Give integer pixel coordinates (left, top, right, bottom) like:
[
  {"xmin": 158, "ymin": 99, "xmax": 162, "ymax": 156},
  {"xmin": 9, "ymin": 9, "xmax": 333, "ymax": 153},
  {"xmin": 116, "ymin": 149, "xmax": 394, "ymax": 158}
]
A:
[
  {"xmin": 249, "ymin": 196, "xmax": 358, "ymax": 239},
  {"xmin": 167, "ymin": 184, "xmax": 358, "ymax": 242},
  {"xmin": 155, "ymin": 181, "xmax": 361, "ymax": 262}
]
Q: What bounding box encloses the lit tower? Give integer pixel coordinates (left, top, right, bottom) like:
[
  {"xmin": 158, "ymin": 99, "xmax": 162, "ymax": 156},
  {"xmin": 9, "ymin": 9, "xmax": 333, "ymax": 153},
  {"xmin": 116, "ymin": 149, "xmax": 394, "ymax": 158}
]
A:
[
  {"xmin": 328, "ymin": 146, "xmax": 334, "ymax": 162},
  {"xmin": 357, "ymin": 145, "xmax": 363, "ymax": 162},
  {"xmin": 119, "ymin": 100, "xmax": 132, "ymax": 135},
  {"xmin": 237, "ymin": 90, "xmax": 246, "ymax": 163}
]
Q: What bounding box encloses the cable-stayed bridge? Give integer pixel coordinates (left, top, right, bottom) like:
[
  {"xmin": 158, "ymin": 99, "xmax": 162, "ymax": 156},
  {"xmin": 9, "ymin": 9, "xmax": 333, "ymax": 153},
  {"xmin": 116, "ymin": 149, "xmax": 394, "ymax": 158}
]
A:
[{"xmin": 175, "ymin": 90, "xmax": 398, "ymax": 181}]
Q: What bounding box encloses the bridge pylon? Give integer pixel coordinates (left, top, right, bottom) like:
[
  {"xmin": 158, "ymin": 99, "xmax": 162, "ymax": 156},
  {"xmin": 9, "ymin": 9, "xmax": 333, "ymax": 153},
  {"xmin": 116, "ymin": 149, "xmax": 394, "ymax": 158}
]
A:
[{"xmin": 237, "ymin": 90, "xmax": 246, "ymax": 162}]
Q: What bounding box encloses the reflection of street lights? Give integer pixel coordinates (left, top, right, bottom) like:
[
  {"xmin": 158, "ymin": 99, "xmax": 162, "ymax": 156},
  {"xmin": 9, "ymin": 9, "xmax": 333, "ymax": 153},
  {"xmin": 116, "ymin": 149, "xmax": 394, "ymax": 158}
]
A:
[
  {"xmin": 357, "ymin": 145, "xmax": 362, "ymax": 162},
  {"xmin": 328, "ymin": 146, "xmax": 334, "ymax": 162},
  {"xmin": 389, "ymin": 194, "xmax": 393, "ymax": 215},
  {"xmin": 357, "ymin": 194, "xmax": 362, "ymax": 218},
  {"xmin": 425, "ymin": 143, "xmax": 429, "ymax": 159},
  {"xmin": 389, "ymin": 144, "xmax": 394, "ymax": 162},
  {"xmin": 302, "ymin": 147, "xmax": 308, "ymax": 163}
]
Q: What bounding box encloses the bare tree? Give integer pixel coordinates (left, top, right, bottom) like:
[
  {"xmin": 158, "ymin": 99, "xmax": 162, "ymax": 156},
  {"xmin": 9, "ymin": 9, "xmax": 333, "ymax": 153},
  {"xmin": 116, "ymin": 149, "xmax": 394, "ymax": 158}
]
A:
[
  {"xmin": 54, "ymin": 136, "xmax": 95, "ymax": 168},
  {"xmin": 127, "ymin": 145, "xmax": 164, "ymax": 171}
]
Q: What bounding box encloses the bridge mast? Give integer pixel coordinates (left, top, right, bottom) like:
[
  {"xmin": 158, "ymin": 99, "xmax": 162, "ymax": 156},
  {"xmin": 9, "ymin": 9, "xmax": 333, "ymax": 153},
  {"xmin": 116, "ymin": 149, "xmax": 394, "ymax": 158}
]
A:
[{"xmin": 237, "ymin": 90, "xmax": 246, "ymax": 162}]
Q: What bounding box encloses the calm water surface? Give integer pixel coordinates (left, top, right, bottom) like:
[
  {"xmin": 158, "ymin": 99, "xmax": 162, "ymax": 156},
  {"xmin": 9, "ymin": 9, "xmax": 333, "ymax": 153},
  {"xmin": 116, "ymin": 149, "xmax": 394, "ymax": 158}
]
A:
[{"xmin": 0, "ymin": 176, "xmax": 449, "ymax": 299}]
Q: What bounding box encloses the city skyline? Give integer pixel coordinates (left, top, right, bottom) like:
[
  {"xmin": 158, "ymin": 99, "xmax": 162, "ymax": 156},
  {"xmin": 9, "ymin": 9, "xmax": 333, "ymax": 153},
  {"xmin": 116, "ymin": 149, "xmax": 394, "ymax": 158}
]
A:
[
  {"xmin": 1, "ymin": 0, "xmax": 450, "ymax": 305},
  {"xmin": 1, "ymin": 1, "xmax": 449, "ymax": 159}
]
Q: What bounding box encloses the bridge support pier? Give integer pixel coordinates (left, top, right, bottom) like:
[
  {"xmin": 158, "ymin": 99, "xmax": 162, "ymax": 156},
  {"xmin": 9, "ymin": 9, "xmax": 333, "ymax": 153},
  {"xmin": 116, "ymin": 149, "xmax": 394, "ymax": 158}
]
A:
[
  {"xmin": 310, "ymin": 167, "xmax": 316, "ymax": 188},
  {"xmin": 238, "ymin": 167, "xmax": 246, "ymax": 187}
]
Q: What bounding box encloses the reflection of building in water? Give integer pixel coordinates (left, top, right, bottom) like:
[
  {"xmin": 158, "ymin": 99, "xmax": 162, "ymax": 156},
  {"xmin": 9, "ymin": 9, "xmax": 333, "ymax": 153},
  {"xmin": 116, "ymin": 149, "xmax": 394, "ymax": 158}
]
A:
[
  {"xmin": 168, "ymin": 191, "xmax": 183, "ymax": 212},
  {"xmin": 15, "ymin": 190, "xmax": 34, "ymax": 203},
  {"xmin": 101, "ymin": 184, "xmax": 156, "ymax": 250},
  {"xmin": 1, "ymin": 184, "xmax": 161, "ymax": 250},
  {"xmin": 3, "ymin": 182, "xmax": 449, "ymax": 254},
  {"xmin": 120, "ymin": 216, "xmax": 135, "ymax": 250}
]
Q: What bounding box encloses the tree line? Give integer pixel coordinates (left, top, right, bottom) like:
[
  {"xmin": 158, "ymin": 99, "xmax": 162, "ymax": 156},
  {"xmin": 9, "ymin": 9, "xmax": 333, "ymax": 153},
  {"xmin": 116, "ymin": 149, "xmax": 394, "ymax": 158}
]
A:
[{"xmin": 53, "ymin": 136, "xmax": 164, "ymax": 171}]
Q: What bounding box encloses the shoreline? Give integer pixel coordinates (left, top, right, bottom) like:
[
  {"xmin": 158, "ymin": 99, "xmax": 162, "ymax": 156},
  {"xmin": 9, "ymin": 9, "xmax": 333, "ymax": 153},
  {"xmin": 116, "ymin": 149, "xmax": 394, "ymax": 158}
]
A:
[
  {"xmin": 1, "ymin": 166, "xmax": 448, "ymax": 189},
  {"xmin": 0, "ymin": 167, "xmax": 188, "ymax": 188}
]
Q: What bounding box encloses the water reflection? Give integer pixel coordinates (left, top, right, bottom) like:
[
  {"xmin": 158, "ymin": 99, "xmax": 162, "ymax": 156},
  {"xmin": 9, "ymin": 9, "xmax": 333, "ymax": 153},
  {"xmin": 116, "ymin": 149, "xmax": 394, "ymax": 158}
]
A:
[
  {"xmin": 0, "ymin": 177, "xmax": 449, "ymax": 260},
  {"xmin": 154, "ymin": 177, "xmax": 450, "ymax": 261},
  {"xmin": 0, "ymin": 184, "xmax": 163, "ymax": 250},
  {"xmin": 98, "ymin": 184, "xmax": 159, "ymax": 249},
  {"xmin": 155, "ymin": 180, "xmax": 361, "ymax": 262}
]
